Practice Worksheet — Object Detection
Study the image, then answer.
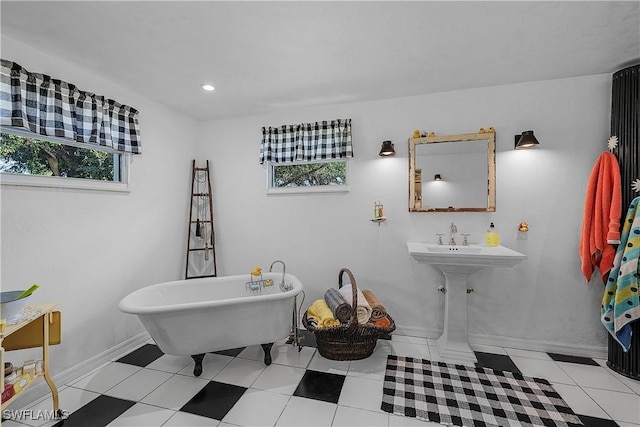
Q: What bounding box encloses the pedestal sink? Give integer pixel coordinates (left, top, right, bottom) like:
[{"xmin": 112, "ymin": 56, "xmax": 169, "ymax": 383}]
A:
[{"xmin": 407, "ymin": 242, "xmax": 526, "ymax": 363}]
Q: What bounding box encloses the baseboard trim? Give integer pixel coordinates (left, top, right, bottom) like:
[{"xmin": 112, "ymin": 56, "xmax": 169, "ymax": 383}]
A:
[
  {"xmin": 468, "ymin": 333, "xmax": 608, "ymax": 359},
  {"xmin": 394, "ymin": 325, "xmax": 440, "ymax": 339},
  {"xmin": 5, "ymin": 331, "xmax": 151, "ymax": 410},
  {"xmin": 393, "ymin": 324, "xmax": 607, "ymax": 359}
]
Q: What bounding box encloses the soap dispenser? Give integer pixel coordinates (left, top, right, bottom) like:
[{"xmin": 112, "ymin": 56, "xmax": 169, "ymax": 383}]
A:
[{"xmin": 485, "ymin": 222, "xmax": 500, "ymax": 247}]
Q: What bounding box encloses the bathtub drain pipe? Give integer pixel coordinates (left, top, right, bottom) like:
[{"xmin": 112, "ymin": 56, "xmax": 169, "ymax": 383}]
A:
[{"xmin": 290, "ymin": 291, "xmax": 305, "ymax": 351}]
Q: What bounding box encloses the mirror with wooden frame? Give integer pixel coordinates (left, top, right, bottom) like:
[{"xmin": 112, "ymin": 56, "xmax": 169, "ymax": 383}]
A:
[{"xmin": 409, "ymin": 132, "xmax": 496, "ymax": 212}]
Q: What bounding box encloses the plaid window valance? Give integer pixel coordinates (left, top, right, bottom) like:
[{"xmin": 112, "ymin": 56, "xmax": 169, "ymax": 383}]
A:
[
  {"xmin": 259, "ymin": 118, "xmax": 352, "ymax": 164},
  {"xmin": 0, "ymin": 59, "xmax": 141, "ymax": 154}
]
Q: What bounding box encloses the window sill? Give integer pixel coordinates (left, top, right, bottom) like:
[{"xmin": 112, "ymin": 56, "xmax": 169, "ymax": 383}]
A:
[
  {"xmin": 0, "ymin": 173, "xmax": 130, "ymax": 193},
  {"xmin": 267, "ymin": 185, "xmax": 350, "ymax": 195}
]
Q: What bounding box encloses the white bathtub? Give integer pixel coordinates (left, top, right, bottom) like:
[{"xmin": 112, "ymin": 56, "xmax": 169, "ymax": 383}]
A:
[{"xmin": 119, "ymin": 273, "xmax": 304, "ymax": 359}]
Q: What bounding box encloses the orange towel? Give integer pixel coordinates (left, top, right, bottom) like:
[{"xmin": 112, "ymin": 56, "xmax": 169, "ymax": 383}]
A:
[
  {"xmin": 579, "ymin": 152, "xmax": 622, "ymax": 284},
  {"xmin": 373, "ymin": 317, "xmax": 392, "ymax": 328},
  {"xmin": 362, "ymin": 290, "xmax": 388, "ymax": 321}
]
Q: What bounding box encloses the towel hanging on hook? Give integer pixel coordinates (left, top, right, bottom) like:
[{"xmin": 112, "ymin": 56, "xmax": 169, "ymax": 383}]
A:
[
  {"xmin": 601, "ymin": 196, "xmax": 640, "ymax": 351},
  {"xmin": 579, "ymin": 151, "xmax": 622, "ymax": 284}
]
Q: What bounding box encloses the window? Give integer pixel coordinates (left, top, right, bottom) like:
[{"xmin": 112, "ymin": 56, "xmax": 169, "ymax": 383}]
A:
[
  {"xmin": 267, "ymin": 159, "xmax": 348, "ymax": 194},
  {"xmin": 0, "ymin": 129, "xmax": 128, "ymax": 191},
  {"xmin": 0, "ymin": 60, "xmax": 140, "ymax": 191},
  {"xmin": 260, "ymin": 119, "xmax": 353, "ymax": 194}
]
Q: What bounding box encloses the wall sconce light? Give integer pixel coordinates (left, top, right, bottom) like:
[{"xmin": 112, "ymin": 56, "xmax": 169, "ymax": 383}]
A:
[
  {"xmin": 434, "ymin": 174, "xmax": 442, "ymax": 181},
  {"xmin": 379, "ymin": 140, "xmax": 396, "ymax": 157},
  {"xmin": 514, "ymin": 130, "xmax": 540, "ymax": 149}
]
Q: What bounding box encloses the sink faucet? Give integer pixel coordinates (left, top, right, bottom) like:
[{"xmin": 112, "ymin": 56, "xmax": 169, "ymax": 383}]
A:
[
  {"xmin": 449, "ymin": 222, "xmax": 457, "ymax": 245},
  {"xmin": 269, "ymin": 260, "xmax": 289, "ymax": 291}
]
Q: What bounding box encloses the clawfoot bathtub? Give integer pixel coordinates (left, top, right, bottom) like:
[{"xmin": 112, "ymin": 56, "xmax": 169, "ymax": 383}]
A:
[{"xmin": 119, "ymin": 272, "xmax": 303, "ymax": 376}]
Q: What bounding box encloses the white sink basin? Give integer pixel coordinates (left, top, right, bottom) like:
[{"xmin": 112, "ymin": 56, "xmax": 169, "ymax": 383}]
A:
[{"xmin": 407, "ymin": 242, "xmax": 526, "ymax": 269}]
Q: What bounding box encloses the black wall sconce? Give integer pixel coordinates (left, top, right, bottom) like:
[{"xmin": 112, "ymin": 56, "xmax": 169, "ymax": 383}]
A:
[
  {"xmin": 514, "ymin": 130, "xmax": 540, "ymax": 149},
  {"xmin": 379, "ymin": 140, "xmax": 396, "ymax": 157},
  {"xmin": 434, "ymin": 174, "xmax": 442, "ymax": 181}
]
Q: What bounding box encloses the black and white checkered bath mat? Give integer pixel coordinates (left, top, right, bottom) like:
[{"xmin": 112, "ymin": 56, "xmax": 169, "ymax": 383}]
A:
[{"xmin": 381, "ymin": 355, "xmax": 583, "ymax": 427}]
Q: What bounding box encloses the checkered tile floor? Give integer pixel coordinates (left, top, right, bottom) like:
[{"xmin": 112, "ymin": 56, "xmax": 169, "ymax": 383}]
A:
[{"xmin": 3, "ymin": 331, "xmax": 639, "ymax": 426}]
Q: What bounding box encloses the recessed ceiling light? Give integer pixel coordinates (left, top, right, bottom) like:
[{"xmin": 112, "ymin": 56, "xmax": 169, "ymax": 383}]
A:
[{"xmin": 201, "ymin": 84, "xmax": 215, "ymax": 91}]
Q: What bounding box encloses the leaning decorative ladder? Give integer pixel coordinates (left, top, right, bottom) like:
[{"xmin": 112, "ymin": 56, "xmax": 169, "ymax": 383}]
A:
[{"xmin": 185, "ymin": 160, "xmax": 217, "ymax": 279}]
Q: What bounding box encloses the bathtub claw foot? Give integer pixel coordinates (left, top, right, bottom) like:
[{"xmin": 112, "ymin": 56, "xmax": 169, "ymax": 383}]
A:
[
  {"xmin": 261, "ymin": 343, "xmax": 274, "ymax": 365},
  {"xmin": 191, "ymin": 353, "xmax": 205, "ymax": 376}
]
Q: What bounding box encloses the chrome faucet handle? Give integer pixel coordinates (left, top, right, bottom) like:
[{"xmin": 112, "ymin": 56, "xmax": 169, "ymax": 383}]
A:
[
  {"xmin": 461, "ymin": 233, "xmax": 470, "ymax": 246},
  {"xmin": 436, "ymin": 233, "xmax": 444, "ymax": 245}
]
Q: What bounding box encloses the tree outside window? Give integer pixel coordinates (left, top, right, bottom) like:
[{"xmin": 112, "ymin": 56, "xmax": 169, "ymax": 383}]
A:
[
  {"xmin": 271, "ymin": 160, "xmax": 347, "ymax": 188},
  {"xmin": 1, "ymin": 132, "xmax": 121, "ymax": 182}
]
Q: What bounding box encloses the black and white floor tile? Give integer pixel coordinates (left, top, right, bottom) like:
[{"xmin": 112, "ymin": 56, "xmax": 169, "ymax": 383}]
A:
[{"xmin": 2, "ymin": 331, "xmax": 639, "ymax": 427}]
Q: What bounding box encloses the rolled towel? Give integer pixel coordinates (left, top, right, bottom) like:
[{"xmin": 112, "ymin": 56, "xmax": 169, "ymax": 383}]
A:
[
  {"xmin": 373, "ymin": 316, "xmax": 392, "ymax": 328},
  {"xmin": 338, "ymin": 284, "xmax": 372, "ymax": 324},
  {"xmin": 324, "ymin": 288, "xmax": 352, "ymax": 323},
  {"xmin": 362, "ymin": 290, "xmax": 388, "ymax": 322},
  {"xmin": 306, "ymin": 317, "xmax": 318, "ymax": 329},
  {"xmin": 307, "ymin": 299, "xmax": 340, "ymax": 328}
]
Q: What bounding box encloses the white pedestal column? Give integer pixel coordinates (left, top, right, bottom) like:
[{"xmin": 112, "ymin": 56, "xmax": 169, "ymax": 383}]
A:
[{"xmin": 435, "ymin": 268, "xmax": 478, "ymax": 364}]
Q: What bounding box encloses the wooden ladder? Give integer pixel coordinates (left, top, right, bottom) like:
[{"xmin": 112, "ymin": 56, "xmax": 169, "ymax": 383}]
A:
[{"xmin": 186, "ymin": 160, "xmax": 217, "ymax": 279}]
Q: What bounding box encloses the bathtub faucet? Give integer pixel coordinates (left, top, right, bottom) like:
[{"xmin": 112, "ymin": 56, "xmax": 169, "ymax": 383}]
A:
[{"xmin": 270, "ymin": 260, "xmax": 290, "ymax": 291}]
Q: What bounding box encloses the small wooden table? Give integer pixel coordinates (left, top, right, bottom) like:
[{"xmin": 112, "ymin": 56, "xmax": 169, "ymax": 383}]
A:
[{"xmin": 1, "ymin": 303, "xmax": 62, "ymax": 417}]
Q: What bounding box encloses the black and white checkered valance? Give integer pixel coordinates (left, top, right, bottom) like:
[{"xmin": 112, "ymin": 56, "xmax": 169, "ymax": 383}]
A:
[
  {"xmin": 0, "ymin": 59, "xmax": 141, "ymax": 154},
  {"xmin": 259, "ymin": 119, "xmax": 352, "ymax": 164}
]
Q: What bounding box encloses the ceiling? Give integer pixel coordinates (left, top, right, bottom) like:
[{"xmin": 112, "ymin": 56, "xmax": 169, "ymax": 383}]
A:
[{"xmin": 1, "ymin": 1, "xmax": 638, "ymax": 122}]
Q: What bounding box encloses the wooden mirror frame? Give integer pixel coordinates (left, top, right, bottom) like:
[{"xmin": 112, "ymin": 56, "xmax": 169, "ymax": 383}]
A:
[{"xmin": 409, "ymin": 132, "xmax": 496, "ymax": 212}]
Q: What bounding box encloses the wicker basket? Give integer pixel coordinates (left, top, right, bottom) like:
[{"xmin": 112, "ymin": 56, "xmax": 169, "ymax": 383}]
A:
[{"xmin": 302, "ymin": 268, "xmax": 396, "ymax": 360}]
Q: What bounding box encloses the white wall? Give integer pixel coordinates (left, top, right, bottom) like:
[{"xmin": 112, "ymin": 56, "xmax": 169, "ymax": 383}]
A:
[
  {"xmin": 198, "ymin": 73, "xmax": 613, "ymax": 356},
  {"xmin": 0, "ymin": 35, "xmax": 615, "ymax": 406},
  {"xmin": 1, "ymin": 37, "xmax": 197, "ymax": 380}
]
